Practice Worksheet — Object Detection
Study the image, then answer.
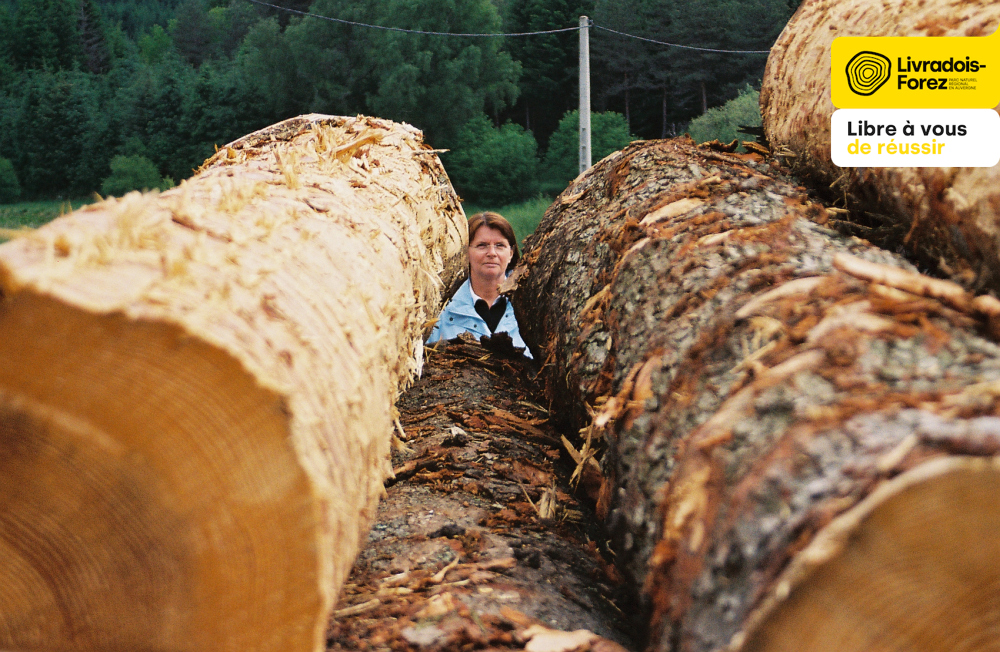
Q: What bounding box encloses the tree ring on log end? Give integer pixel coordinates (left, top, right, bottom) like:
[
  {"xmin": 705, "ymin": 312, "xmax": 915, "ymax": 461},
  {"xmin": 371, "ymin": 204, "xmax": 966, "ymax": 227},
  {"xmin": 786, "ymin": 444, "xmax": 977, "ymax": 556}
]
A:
[
  {"xmin": 733, "ymin": 457, "xmax": 1000, "ymax": 652},
  {"xmin": 0, "ymin": 291, "xmax": 320, "ymax": 651}
]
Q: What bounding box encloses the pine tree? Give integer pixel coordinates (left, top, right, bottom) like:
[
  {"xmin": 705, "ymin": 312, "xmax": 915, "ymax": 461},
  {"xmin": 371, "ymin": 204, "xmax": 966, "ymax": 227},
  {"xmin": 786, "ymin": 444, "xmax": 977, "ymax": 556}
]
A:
[
  {"xmin": 47, "ymin": 0, "xmax": 83, "ymax": 69},
  {"xmin": 8, "ymin": 0, "xmax": 84, "ymax": 71},
  {"xmin": 171, "ymin": 0, "xmax": 213, "ymax": 66},
  {"xmin": 591, "ymin": 0, "xmax": 648, "ymax": 129},
  {"xmin": 282, "ymin": 0, "xmax": 520, "ymax": 148},
  {"xmin": 10, "ymin": 71, "xmax": 96, "ymax": 196},
  {"xmin": 78, "ymin": 0, "xmax": 110, "ymax": 73},
  {"xmin": 504, "ymin": 0, "xmax": 592, "ymax": 148},
  {"xmin": 663, "ymin": 0, "xmax": 784, "ymax": 119},
  {"xmin": 9, "ymin": 0, "xmax": 56, "ymax": 70}
]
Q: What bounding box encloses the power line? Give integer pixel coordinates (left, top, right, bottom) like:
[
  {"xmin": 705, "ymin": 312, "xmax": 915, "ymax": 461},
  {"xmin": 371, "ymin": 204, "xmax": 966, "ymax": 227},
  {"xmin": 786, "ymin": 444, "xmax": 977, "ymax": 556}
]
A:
[
  {"xmin": 245, "ymin": 0, "xmax": 582, "ymax": 37},
  {"xmin": 246, "ymin": 0, "xmax": 774, "ymax": 54},
  {"xmin": 592, "ymin": 25, "xmax": 771, "ymax": 54}
]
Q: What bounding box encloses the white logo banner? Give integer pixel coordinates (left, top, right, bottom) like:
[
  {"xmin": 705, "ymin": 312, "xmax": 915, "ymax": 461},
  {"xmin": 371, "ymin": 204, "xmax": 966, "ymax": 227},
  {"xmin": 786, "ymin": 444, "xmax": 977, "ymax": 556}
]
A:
[{"xmin": 831, "ymin": 108, "xmax": 1000, "ymax": 167}]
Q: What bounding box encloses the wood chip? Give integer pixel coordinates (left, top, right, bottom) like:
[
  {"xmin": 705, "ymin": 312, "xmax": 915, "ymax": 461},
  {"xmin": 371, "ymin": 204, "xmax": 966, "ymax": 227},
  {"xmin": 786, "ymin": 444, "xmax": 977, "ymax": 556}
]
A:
[
  {"xmin": 332, "ymin": 598, "xmax": 381, "ymax": 619},
  {"xmin": 639, "ymin": 198, "xmax": 706, "ymax": 227},
  {"xmin": 735, "ymin": 276, "xmax": 826, "ymax": 319},
  {"xmin": 523, "ymin": 625, "xmax": 599, "ymax": 652},
  {"xmin": 833, "ymin": 252, "xmax": 971, "ymax": 311},
  {"xmin": 431, "ymin": 556, "xmax": 461, "ymax": 583}
]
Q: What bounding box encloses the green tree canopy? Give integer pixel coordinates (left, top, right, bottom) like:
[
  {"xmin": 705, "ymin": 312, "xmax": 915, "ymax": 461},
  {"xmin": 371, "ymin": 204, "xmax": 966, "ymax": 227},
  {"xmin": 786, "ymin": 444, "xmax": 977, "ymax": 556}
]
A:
[
  {"xmin": 79, "ymin": 0, "xmax": 111, "ymax": 73},
  {"xmin": 685, "ymin": 84, "xmax": 761, "ymax": 145},
  {"xmin": 110, "ymin": 56, "xmax": 201, "ymax": 181},
  {"xmin": 170, "ymin": 0, "xmax": 213, "ymax": 66},
  {"xmin": 503, "ymin": 0, "xmax": 591, "ymax": 148},
  {"xmin": 97, "ymin": 0, "xmax": 183, "ymax": 39},
  {"xmin": 541, "ymin": 109, "xmax": 633, "ymax": 194},
  {"xmin": 588, "ymin": 0, "xmax": 791, "ymax": 138},
  {"xmin": 283, "ymin": 0, "xmax": 521, "ymax": 148},
  {"xmin": 0, "ymin": 0, "xmax": 798, "ymax": 205},
  {"xmin": 100, "ymin": 154, "xmax": 169, "ymax": 196},
  {"xmin": 591, "ymin": 0, "xmax": 647, "ymax": 129},
  {"xmin": 5, "ymin": 71, "xmax": 100, "ymax": 196},
  {"xmin": 235, "ymin": 16, "xmax": 311, "ymax": 124},
  {"xmin": 661, "ymin": 0, "xmax": 783, "ymax": 116},
  {"xmin": 445, "ymin": 113, "xmax": 539, "ymax": 205},
  {"xmin": 207, "ymin": 0, "xmax": 259, "ymax": 58},
  {"xmin": 0, "ymin": 156, "xmax": 21, "ymax": 203},
  {"xmin": 8, "ymin": 0, "xmax": 82, "ymax": 71},
  {"xmin": 138, "ymin": 24, "xmax": 173, "ymax": 63}
]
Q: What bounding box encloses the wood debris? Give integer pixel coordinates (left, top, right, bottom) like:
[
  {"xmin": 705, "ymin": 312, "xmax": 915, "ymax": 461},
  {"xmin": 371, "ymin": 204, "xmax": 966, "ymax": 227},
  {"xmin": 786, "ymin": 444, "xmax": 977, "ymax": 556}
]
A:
[{"xmin": 326, "ymin": 335, "xmax": 634, "ymax": 652}]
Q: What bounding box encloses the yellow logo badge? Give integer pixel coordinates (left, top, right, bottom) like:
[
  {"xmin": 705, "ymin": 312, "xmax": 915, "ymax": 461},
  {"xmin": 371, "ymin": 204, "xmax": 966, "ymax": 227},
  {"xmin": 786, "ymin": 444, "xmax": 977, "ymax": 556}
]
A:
[{"xmin": 832, "ymin": 29, "xmax": 998, "ymax": 108}]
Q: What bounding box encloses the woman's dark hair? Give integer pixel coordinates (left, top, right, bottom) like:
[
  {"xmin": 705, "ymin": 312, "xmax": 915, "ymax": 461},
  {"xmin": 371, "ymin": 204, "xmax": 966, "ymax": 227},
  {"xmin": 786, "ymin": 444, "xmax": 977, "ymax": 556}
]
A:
[{"xmin": 467, "ymin": 211, "xmax": 520, "ymax": 269}]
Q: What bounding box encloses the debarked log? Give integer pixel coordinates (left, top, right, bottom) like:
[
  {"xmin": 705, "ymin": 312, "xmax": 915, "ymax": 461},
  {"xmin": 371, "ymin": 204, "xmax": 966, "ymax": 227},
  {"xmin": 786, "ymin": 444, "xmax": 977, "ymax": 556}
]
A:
[
  {"xmin": 0, "ymin": 115, "xmax": 466, "ymax": 651},
  {"xmin": 508, "ymin": 137, "xmax": 1000, "ymax": 652},
  {"xmin": 760, "ymin": 0, "xmax": 1000, "ymax": 290}
]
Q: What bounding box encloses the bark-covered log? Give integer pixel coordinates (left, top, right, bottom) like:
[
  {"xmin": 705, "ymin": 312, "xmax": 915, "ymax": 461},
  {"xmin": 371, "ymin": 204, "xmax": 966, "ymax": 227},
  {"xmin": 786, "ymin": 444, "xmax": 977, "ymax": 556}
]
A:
[
  {"xmin": 327, "ymin": 335, "xmax": 632, "ymax": 652},
  {"xmin": 760, "ymin": 0, "xmax": 1000, "ymax": 290},
  {"xmin": 508, "ymin": 138, "xmax": 1000, "ymax": 652},
  {"xmin": 0, "ymin": 115, "xmax": 466, "ymax": 651}
]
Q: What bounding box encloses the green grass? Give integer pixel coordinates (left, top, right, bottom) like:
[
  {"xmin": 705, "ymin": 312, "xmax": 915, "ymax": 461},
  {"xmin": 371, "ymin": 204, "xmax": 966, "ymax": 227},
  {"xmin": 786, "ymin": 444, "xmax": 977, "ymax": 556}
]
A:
[
  {"xmin": 0, "ymin": 197, "xmax": 97, "ymax": 231},
  {"xmin": 463, "ymin": 195, "xmax": 554, "ymax": 246}
]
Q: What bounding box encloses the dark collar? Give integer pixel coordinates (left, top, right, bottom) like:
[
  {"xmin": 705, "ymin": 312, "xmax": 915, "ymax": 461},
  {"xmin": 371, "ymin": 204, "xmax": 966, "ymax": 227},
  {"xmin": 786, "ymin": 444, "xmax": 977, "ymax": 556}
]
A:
[{"xmin": 474, "ymin": 296, "xmax": 507, "ymax": 333}]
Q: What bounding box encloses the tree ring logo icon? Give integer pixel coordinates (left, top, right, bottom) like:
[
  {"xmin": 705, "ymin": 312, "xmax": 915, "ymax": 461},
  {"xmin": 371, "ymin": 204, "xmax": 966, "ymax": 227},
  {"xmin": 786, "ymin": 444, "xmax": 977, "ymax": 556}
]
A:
[{"xmin": 846, "ymin": 51, "xmax": 892, "ymax": 96}]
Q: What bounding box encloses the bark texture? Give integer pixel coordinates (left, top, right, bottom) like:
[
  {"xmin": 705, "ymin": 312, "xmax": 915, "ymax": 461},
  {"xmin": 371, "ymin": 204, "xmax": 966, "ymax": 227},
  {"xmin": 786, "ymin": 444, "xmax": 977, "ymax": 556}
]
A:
[
  {"xmin": 760, "ymin": 0, "xmax": 1000, "ymax": 291},
  {"xmin": 0, "ymin": 115, "xmax": 466, "ymax": 652},
  {"xmin": 327, "ymin": 335, "xmax": 632, "ymax": 652},
  {"xmin": 508, "ymin": 138, "xmax": 1000, "ymax": 652}
]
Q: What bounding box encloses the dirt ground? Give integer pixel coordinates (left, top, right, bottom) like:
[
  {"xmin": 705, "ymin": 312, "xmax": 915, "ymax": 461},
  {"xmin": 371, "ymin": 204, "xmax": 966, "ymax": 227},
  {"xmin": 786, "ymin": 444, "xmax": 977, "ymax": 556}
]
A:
[{"xmin": 326, "ymin": 334, "xmax": 638, "ymax": 652}]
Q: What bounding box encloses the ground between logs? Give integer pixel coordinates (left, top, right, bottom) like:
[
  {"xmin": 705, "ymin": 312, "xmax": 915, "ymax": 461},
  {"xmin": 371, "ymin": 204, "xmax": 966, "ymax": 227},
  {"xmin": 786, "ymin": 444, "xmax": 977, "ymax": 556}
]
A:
[{"xmin": 327, "ymin": 335, "xmax": 636, "ymax": 652}]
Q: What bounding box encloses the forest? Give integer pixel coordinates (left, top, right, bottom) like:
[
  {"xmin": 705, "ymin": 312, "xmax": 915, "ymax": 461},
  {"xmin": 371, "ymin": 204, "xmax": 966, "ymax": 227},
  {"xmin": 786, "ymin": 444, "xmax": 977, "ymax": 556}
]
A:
[{"xmin": 0, "ymin": 0, "xmax": 797, "ymax": 205}]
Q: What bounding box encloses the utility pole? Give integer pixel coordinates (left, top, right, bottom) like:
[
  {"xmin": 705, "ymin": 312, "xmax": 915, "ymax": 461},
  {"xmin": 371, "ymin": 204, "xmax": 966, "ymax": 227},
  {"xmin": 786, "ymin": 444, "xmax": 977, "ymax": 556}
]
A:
[{"xmin": 579, "ymin": 15, "xmax": 592, "ymax": 174}]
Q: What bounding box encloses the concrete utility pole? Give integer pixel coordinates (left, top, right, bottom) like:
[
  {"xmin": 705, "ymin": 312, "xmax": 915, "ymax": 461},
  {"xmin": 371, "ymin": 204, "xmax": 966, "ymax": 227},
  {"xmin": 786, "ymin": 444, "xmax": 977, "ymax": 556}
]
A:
[{"xmin": 579, "ymin": 15, "xmax": 592, "ymax": 174}]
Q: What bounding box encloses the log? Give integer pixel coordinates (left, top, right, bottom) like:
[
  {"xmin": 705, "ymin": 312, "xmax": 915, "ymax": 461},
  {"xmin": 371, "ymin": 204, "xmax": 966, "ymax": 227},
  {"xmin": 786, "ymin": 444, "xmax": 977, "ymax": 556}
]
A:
[
  {"xmin": 328, "ymin": 335, "xmax": 632, "ymax": 652},
  {"xmin": 760, "ymin": 0, "xmax": 1000, "ymax": 290},
  {"xmin": 0, "ymin": 114, "xmax": 466, "ymax": 651},
  {"xmin": 508, "ymin": 138, "xmax": 1000, "ymax": 652}
]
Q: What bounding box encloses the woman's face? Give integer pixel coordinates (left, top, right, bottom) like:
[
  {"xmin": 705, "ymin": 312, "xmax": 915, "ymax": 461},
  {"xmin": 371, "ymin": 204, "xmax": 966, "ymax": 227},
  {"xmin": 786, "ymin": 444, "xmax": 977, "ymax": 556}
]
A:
[{"xmin": 469, "ymin": 225, "xmax": 513, "ymax": 281}]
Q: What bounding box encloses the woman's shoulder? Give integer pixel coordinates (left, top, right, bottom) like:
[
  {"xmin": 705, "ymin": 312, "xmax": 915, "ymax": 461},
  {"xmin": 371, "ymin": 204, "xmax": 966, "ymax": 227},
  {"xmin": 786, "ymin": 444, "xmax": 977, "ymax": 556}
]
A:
[
  {"xmin": 444, "ymin": 273, "xmax": 470, "ymax": 302},
  {"xmin": 445, "ymin": 278, "xmax": 473, "ymax": 305}
]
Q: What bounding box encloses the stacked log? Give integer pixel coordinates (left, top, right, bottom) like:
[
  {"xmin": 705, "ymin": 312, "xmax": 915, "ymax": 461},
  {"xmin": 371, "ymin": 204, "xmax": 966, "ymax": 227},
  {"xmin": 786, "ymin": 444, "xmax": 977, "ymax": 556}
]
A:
[
  {"xmin": 508, "ymin": 138, "xmax": 1000, "ymax": 652},
  {"xmin": 760, "ymin": 0, "xmax": 1000, "ymax": 290},
  {"xmin": 0, "ymin": 115, "xmax": 466, "ymax": 651}
]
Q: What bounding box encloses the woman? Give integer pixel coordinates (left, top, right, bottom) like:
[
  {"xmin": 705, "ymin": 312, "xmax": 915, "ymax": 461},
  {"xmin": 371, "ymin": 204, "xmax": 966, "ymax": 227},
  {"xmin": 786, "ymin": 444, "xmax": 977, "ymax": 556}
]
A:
[{"xmin": 426, "ymin": 212, "xmax": 532, "ymax": 358}]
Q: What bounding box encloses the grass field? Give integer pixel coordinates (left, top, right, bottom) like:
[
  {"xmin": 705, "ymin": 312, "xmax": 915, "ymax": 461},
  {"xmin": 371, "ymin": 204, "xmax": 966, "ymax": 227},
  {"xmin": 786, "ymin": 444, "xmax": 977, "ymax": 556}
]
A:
[
  {"xmin": 462, "ymin": 195, "xmax": 554, "ymax": 246},
  {"xmin": 0, "ymin": 198, "xmax": 97, "ymax": 232}
]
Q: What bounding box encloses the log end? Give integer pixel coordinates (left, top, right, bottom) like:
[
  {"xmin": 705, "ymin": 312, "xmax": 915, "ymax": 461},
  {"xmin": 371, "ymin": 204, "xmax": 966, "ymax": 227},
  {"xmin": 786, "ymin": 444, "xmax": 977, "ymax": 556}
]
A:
[
  {"xmin": 0, "ymin": 292, "xmax": 324, "ymax": 651},
  {"xmin": 735, "ymin": 457, "xmax": 1000, "ymax": 652}
]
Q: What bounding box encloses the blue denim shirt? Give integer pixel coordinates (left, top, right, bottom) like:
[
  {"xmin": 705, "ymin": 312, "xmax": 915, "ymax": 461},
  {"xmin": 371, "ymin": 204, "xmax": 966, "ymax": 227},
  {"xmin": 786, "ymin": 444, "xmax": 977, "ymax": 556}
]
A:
[{"xmin": 426, "ymin": 279, "xmax": 532, "ymax": 358}]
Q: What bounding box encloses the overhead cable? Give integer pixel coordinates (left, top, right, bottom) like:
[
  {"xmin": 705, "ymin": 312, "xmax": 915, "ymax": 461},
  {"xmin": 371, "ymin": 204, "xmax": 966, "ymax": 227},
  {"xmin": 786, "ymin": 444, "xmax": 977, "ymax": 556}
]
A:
[
  {"xmin": 247, "ymin": 0, "xmax": 775, "ymax": 54},
  {"xmin": 592, "ymin": 25, "xmax": 771, "ymax": 54},
  {"xmin": 245, "ymin": 0, "xmax": 582, "ymax": 36}
]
